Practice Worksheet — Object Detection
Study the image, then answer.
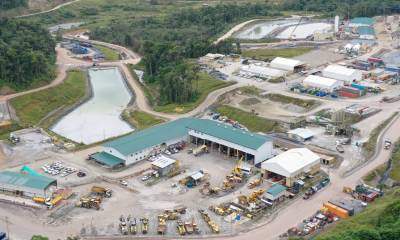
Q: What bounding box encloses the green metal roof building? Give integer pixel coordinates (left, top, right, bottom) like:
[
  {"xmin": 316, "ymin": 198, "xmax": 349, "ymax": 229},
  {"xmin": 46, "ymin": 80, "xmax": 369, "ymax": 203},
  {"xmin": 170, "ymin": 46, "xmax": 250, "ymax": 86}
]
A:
[
  {"xmin": 357, "ymin": 26, "xmax": 375, "ymax": 39},
  {"xmin": 92, "ymin": 118, "xmax": 273, "ymax": 168},
  {"xmin": 265, "ymin": 183, "xmax": 287, "ymax": 201},
  {"xmin": 0, "ymin": 171, "xmax": 57, "ymax": 198}
]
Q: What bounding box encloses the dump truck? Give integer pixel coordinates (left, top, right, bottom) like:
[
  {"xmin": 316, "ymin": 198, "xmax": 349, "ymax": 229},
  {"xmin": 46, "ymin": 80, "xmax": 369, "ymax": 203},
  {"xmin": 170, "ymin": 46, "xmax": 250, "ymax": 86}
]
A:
[
  {"xmin": 177, "ymin": 220, "xmax": 186, "ymax": 235},
  {"xmin": 141, "ymin": 218, "xmax": 149, "ymax": 234},
  {"xmin": 76, "ymin": 197, "xmax": 101, "ymax": 210},
  {"xmin": 91, "ymin": 186, "xmax": 112, "ymax": 198},
  {"xmin": 193, "ymin": 145, "xmax": 208, "ymax": 156}
]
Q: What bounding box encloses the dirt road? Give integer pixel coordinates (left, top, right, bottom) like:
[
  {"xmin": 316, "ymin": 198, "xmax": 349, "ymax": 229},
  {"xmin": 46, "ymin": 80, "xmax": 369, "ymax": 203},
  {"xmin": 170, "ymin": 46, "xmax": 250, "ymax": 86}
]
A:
[{"xmin": 16, "ymin": 0, "xmax": 81, "ymax": 18}]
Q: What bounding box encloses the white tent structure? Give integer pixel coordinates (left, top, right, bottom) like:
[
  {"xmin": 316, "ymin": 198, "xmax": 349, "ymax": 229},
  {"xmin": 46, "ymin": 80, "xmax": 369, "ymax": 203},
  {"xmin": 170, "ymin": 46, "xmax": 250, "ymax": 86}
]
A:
[
  {"xmin": 322, "ymin": 65, "xmax": 362, "ymax": 84},
  {"xmin": 270, "ymin": 57, "xmax": 305, "ymax": 72},
  {"xmin": 303, "ymin": 75, "xmax": 343, "ymax": 92},
  {"xmin": 261, "ymin": 148, "xmax": 320, "ymax": 187},
  {"xmin": 240, "ymin": 64, "xmax": 286, "ymax": 79}
]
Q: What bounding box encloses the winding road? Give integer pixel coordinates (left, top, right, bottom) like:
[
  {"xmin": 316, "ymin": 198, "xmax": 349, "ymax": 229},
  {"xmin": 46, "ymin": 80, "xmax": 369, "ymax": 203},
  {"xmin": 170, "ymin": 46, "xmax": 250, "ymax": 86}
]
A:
[{"xmin": 16, "ymin": 0, "xmax": 82, "ymax": 18}]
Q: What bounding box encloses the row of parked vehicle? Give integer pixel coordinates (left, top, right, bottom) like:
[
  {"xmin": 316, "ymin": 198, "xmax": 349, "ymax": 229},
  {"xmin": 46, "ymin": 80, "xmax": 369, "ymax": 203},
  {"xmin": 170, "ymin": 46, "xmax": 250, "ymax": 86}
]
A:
[{"xmin": 42, "ymin": 161, "xmax": 77, "ymax": 177}]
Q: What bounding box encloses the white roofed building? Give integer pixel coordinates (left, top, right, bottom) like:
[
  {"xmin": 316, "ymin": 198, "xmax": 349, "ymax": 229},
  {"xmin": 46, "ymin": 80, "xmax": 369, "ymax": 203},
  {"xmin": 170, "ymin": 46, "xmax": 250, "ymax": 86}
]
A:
[
  {"xmin": 151, "ymin": 155, "xmax": 177, "ymax": 176},
  {"xmin": 261, "ymin": 148, "xmax": 320, "ymax": 187},
  {"xmin": 303, "ymin": 75, "xmax": 343, "ymax": 92},
  {"xmin": 288, "ymin": 128, "xmax": 315, "ymax": 142},
  {"xmin": 322, "ymin": 65, "xmax": 362, "ymax": 84},
  {"xmin": 270, "ymin": 57, "xmax": 306, "ymax": 72},
  {"xmin": 239, "ymin": 64, "xmax": 286, "ymax": 79}
]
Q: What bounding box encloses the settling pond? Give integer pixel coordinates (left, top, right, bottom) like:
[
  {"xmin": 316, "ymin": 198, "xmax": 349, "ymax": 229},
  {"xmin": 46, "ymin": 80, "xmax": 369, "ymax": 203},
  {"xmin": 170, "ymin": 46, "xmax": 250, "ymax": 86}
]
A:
[{"xmin": 51, "ymin": 67, "xmax": 133, "ymax": 144}]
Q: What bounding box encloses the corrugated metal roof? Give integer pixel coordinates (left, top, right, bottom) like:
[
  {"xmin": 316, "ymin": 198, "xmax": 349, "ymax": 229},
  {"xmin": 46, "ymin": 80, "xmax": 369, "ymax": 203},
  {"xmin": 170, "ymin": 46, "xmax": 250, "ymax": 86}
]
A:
[
  {"xmin": 267, "ymin": 184, "xmax": 287, "ymax": 197},
  {"xmin": 104, "ymin": 118, "xmax": 272, "ymax": 156},
  {"xmin": 303, "ymin": 75, "xmax": 341, "ymax": 88},
  {"xmin": 357, "ymin": 26, "xmax": 375, "ymax": 36},
  {"xmin": 323, "ymin": 65, "xmax": 359, "ymax": 76},
  {"xmin": 0, "ymin": 171, "xmax": 56, "ymax": 190},
  {"xmin": 104, "ymin": 118, "xmax": 194, "ymax": 155},
  {"xmin": 92, "ymin": 152, "xmax": 124, "ymax": 167},
  {"xmin": 152, "ymin": 155, "xmax": 176, "ymax": 169},
  {"xmin": 186, "ymin": 119, "xmax": 272, "ymax": 150},
  {"xmin": 350, "ymin": 17, "xmax": 374, "ymax": 26}
]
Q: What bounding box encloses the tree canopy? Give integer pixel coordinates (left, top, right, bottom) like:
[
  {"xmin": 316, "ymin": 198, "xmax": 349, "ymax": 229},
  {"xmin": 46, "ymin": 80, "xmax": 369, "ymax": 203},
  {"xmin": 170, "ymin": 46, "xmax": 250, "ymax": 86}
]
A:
[
  {"xmin": 0, "ymin": 18, "xmax": 56, "ymax": 90},
  {"xmin": 0, "ymin": 0, "xmax": 27, "ymax": 10}
]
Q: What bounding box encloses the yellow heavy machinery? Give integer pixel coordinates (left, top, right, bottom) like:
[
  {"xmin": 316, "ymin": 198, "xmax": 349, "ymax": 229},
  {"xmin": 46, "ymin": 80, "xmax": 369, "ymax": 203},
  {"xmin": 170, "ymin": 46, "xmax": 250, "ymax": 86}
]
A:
[
  {"xmin": 199, "ymin": 209, "xmax": 220, "ymax": 234},
  {"xmin": 91, "ymin": 186, "xmax": 112, "ymax": 198},
  {"xmin": 157, "ymin": 215, "xmax": 167, "ymax": 235},
  {"xmin": 209, "ymin": 206, "xmax": 226, "ymax": 216},
  {"xmin": 200, "ymin": 182, "xmax": 221, "ymax": 196},
  {"xmin": 222, "ymin": 180, "xmax": 235, "ymax": 191},
  {"xmin": 168, "ymin": 160, "xmax": 181, "ymax": 178},
  {"xmin": 163, "ymin": 209, "xmax": 180, "ymax": 220},
  {"xmin": 248, "ymin": 177, "xmax": 263, "ymax": 189},
  {"xmin": 343, "ymin": 186, "xmax": 353, "ymax": 194},
  {"xmin": 46, "ymin": 195, "xmax": 63, "ymax": 209},
  {"xmin": 184, "ymin": 221, "xmax": 194, "ymax": 234},
  {"xmin": 232, "ymin": 156, "xmax": 244, "ymax": 177},
  {"xmin": 76, "ymin": 196, "xmax": 101, "ymax": 210},
  {"xmin": 193, "ymin": 145, "xmax": 208, "ymax": 156},
  {"xmin": 177, "ymin": 220, "xmax": 186, "ymax": 235},
  {"xmin": 32, "ymin": 196, "xmax": 47, "ymax": 204},
  {"xmin": 249, "ymin": 189, "xmax": 265, "ymax": 202}
]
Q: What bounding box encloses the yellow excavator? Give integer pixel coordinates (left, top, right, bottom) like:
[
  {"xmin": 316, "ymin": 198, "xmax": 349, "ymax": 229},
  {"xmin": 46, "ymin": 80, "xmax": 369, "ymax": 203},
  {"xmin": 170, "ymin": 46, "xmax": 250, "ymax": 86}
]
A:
[{"xmin": 232, "ymin": 156, "xmax": 244, "ymax": 176}]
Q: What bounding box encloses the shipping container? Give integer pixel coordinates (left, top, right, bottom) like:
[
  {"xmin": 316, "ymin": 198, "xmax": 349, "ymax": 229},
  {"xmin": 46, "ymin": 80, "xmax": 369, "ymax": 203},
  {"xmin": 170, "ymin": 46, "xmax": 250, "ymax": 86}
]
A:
[
  {"xmin": 338, "ymin": 91, "xmax": 359, "ymax": 98},
  {"xmin": 323, "ymin": 202, "xmax": 349, "ymax": 218},
  {"xmin": 329, "ymin": 200, "xmax": 355, "ymax": 216},
  {"xmin": 351, "ymin": 83, "xmax": 367, "ymax": 91}
]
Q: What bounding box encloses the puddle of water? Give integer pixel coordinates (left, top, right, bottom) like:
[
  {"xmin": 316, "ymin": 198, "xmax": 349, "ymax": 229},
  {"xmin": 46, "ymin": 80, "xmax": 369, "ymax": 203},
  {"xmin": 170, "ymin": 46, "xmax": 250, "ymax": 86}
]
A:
[
  {"xmin": 51, "ymin": 68, "xmax": 133, "ymax": 144},
  {"xmin": 277, "ymin": 22, "xmax": 332, "ymax": 39},
  {"xmin": 234, "ymin": 19, "xmax": 297, "ymax": 39}
]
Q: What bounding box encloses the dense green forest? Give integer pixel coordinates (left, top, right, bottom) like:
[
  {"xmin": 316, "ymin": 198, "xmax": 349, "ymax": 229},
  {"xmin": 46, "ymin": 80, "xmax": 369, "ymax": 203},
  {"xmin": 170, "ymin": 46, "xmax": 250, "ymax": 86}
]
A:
[
  {"xmin": 316, "ymin": 189, "xmax": 400, "ymax": 240},
  {"xmin": 0, "ymin": 0, "xmax": 27, "ymax": 10},
  {"xmin": 91, "ymin": 3, "xmax": 275, "ymax": 105},
  {"xmin": 0, "ymin": 19, "xmax": 56, "ymax": 90},
  {"xmin": 279, "ymin": 0, "xmax": 400, "ymax": 18}
]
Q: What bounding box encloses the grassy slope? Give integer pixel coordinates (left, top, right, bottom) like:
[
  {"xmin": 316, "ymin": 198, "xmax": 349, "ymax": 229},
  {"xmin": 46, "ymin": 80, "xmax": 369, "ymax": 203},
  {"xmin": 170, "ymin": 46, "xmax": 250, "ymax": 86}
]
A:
[
  {"xmin": 94, "ymin": 44, "xmax": 120, "ymax": 61},
  {"xmin": 10, "ymin": 70, "xmax": 87, "ymax": 127},
  {"xmin": 241, "ymin": 47, "xmax": 313, "ymax": 60},
  {"xmin": 216, "ymin": 105, "xmax": 277, "ymax": 132},
  {"xmin": 390, "ymin": 141, "xmax": 400, "ymax": 182},
  {"xmin": 264, "ymin": 93, "xmax": 320, "ymax": 110},
  {"xmin": 124, "ymin": 110, "xmax": 164, "ymax": 130},
  {"xmin": 364, "ymin": 113, "xmax": 398, "ymax": 158},
  {"xmin": 154, "ymin": 73, "xmax": 235, "ymax": 114},
  {"xmin": 317, "ymin": 188, "xmax": 400, "ymax": 239}
]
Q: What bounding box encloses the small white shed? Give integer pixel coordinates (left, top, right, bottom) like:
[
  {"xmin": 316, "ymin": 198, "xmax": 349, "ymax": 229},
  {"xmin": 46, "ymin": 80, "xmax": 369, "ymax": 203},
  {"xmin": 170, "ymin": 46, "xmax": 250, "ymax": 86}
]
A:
[{"xmin": 270, "ymin": 57, "xmax": 305, "ymax": 72}]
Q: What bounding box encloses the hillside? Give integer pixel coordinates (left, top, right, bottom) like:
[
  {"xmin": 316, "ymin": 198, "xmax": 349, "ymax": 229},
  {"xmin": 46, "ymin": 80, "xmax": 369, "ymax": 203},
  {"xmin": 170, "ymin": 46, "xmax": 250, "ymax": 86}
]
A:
[{"xmin": 0, "ymin": 19, "xmax": 56, "ymax": 92}]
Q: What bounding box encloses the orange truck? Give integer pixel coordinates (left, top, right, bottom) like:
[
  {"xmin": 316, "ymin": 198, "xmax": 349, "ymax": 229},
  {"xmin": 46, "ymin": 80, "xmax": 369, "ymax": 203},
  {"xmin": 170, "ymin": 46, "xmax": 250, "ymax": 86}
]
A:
[{"xmin": 323, "ymin": 202, "xmax": 349, "ymax": 219}]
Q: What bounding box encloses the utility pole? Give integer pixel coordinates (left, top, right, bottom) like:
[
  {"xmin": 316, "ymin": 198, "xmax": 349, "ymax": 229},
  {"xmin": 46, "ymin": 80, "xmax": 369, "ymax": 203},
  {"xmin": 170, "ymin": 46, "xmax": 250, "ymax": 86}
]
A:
[{"xmin": 0, "ymin": 216, "xmax": 11, "ymax": 239}]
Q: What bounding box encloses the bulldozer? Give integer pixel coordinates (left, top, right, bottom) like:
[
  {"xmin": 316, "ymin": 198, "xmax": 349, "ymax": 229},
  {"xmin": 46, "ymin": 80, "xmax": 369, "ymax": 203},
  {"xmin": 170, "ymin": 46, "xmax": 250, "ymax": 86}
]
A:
[
  {"xmin": 91, "ymin": 186, "xmax": 112, "ymax": 198},
  {"xmin": 164, "ymin": 209, "xmax": 180, "ymax": 220},
  {"xmin": 209, "ymin": 206, "xmax": 226, "ymax": 216},
  {"xmin": 222, "ymin": 180, "xmax": 235, "ymax": 191},
  {"xmin": 128, "ymin": 218, "xmax": 137, "ymax": 235},
  {"xmin": 200, "ymin": 182, "xmax": 221, "ymax": 195}
]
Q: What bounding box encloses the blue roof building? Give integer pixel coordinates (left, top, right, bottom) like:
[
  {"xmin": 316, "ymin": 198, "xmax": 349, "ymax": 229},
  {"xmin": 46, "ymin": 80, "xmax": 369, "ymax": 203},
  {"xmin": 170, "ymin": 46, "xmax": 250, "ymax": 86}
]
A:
[
  {"xmin": 357, "ymin": 26, "xmax": 375, "ymax": 40},
  {"xmin": 349, "ymin": 17, "xmax": 374, "ymax": 28}
]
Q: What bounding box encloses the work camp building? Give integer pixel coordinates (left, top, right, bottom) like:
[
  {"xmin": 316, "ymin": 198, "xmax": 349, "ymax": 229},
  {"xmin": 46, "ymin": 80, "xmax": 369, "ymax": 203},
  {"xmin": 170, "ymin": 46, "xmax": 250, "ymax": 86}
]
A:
[{"xmin": 91, "ymin": 118, "xmax": 274, "ymax": 168}]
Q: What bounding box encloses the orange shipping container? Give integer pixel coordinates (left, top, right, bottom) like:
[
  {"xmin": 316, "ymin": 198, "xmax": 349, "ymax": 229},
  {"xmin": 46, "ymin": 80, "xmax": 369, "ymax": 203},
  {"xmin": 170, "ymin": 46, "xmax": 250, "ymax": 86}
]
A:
[{"xmin": 323, "ymin": 202, "xmax": 349, "ymax": 219}]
